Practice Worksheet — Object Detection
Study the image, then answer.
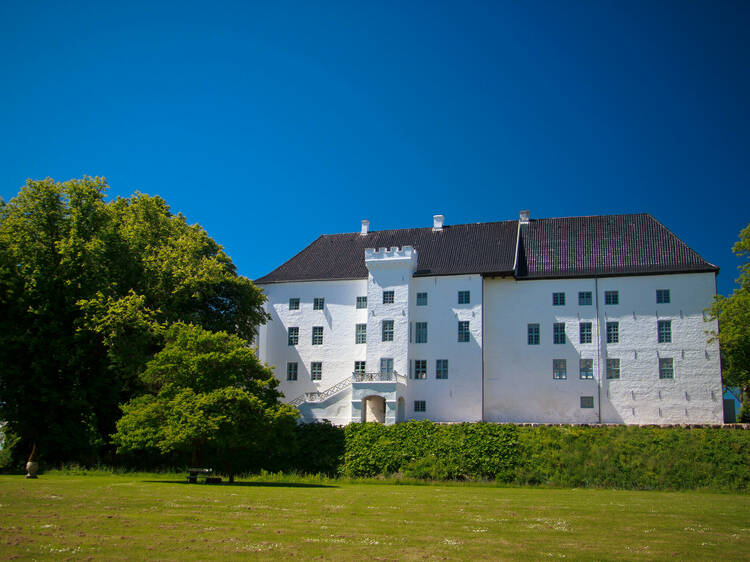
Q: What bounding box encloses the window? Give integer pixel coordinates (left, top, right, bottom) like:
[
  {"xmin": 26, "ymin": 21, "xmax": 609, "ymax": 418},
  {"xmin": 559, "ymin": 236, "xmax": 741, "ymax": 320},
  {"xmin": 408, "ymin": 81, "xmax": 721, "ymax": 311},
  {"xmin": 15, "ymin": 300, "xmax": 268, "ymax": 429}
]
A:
[
  {"xmin": 578, "ymin": 291, "xmax": 592, "ymax": 306},
  {"xmin": 414, "ymin": 359, "xmax": 427, "ymax": 379},
  {"xmin": 553, "ymin": 323, "xmax": 566, "ymax": 345},
  {"xmin": 656, "ymin": 289, "xmax": 670, "ymax": 304},
  {"xmin": 658, "ymin": 320, "xmax": 672, "ymax": 343},
  {"xmin": 659, "ymin": 357, "xmax": 674, "ymax": 379},
  {"xmin": 553, "ymin": 359, "xmax": 567, "ymax": 380},
  {"xmin": 436, "ymin": 359, "xmax": 449, "ymax": 379},
  {"xmin": 288, "ymin": 326, "xmax": 299, "ymax": 346},
  {"xmin": 528, "ymin": 323, "xmax": 540, "ymax": 345},
  {"xmin": 354, "ymin": 361, "xmax": 366, "ymax": 375},
  {"xmin": 416, "ymin": 292, "xmax": 428, "ymax": 306},
  {"xmin": 356, "ymin": 296, "xmax": 367, "ymax": 309},
  {"xmin": 380, "ymin": 358, "xmax": 393, "ymax": 375},
  {"xmin": 606, "ymin": 358, "xmax": 620, "ymax": 379},
  {"xmin": 579, "ymin": 322, "xmax": 592, "ymax": 344},
  {"xmin": 553, "ymin": 292, "xmax": 565, "ymax": 306},
  {"xmin": 311, "ymin": 362, "xmax": 322, "ymax": 381},
  {"xmin": 383, "ymin": 290, "xmax": 394, "ymax": 304},
  {"xmin": 313, "ymin": 297, "xmax": 325, "ymax": 310},
  {"xmin": 382, "ymin": 320, "xmax": 394, "ymax": 342},
  {"xmin": 458, "ymin": 290, "xmax": 470, "ymax": 304},
  {"xmin": 355, "ymin": 323, "xmax": 367, "ymax": 344},
  {"xmin": 458, "ymin": 321, "xmax": 470, "ymax": 342},
  {"xmin": 286, "ymin": 362, "xmax": 298, "ymax": 381},
  {"xmin": 312, "ymin": 326, "xmax": 323, "ymax": 345},
  {"xmin": 580, "ymin": 358, "xmax": 593, "ymax": 379},
  {"xmin": 604, "ymin": 291, "xmax": 619, "ymax": 305},
  {"xmin": 289, "ymin": 298, "xmax": 300, "ymax": 310},
  {"xmin": 606, "ymin": 322, "xmax": 619, "ymax": 344},
  {"xmin": 580, "ymin": 396, "xmax": 594, "ymax": 409},
  {"xmin": 414, "ymin": 400, "xmax": 426, "ymax": 413},
  {"xmin": 415, "ymin": 322, "xmax": 428, "ymax": 343}
]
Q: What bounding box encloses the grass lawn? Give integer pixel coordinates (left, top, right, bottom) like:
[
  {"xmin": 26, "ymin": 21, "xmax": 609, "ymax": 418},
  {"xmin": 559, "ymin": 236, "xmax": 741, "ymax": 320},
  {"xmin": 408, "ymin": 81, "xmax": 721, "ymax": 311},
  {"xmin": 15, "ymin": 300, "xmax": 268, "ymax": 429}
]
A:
[{"xmin": 0, "ymin": 473, "xmax": 748, "ymax": 560}]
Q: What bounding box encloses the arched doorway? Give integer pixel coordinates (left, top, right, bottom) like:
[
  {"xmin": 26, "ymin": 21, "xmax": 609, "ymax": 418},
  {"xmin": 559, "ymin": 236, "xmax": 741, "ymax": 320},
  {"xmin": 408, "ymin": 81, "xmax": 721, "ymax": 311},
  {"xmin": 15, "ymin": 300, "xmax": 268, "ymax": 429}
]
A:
[
  {"xmin": 363, "ymin": 395, "xmax": 386, "ymax": 423},
  {"xmin": 396, "ymin": 397, "xmax": 405, "ymax": 423}
]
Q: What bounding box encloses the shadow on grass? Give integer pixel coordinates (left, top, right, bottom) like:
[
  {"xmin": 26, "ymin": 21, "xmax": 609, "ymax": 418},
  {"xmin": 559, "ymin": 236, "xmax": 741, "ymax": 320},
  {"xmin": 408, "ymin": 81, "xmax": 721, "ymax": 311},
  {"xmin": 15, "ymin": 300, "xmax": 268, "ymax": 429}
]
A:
[{"xmin": 142, "ymin": 480, "xmax": 338, "ymax": 488}]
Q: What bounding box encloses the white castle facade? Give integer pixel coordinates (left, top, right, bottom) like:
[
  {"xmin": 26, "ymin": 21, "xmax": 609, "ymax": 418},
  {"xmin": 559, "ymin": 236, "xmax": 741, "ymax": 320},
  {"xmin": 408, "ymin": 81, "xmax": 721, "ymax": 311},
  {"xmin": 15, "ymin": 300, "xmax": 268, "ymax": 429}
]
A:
[{"xmin": 255, "ymin": 212, "xmax": 723, "ymax": 425}]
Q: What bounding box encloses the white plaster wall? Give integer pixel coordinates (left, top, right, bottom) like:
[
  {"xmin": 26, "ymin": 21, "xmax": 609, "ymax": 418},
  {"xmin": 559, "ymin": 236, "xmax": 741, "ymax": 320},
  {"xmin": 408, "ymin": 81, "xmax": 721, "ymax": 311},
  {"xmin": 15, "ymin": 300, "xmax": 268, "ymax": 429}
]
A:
[{"xmin": 406, "ymin": 275, "xmax": 483, "ymax": 422}]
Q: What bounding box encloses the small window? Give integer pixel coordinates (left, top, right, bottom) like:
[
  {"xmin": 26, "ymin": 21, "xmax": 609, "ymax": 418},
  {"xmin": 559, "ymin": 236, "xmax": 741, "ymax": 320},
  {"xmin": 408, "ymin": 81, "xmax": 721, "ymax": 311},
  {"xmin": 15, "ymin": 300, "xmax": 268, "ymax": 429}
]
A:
[
  {"xmin": 312, "ymin": 326, "xmax": 323, "ymax": 345},
  {"xmin": 553, "ymin": 359, "xmax": 567, "ymax": 380},
  {"xmin": 578, "ymin": 291, "xmax": 592, "ymax": 306},
  {"xmin": 436, "ymin": 359, "xmax": 448, "ymax": 379},
  {"xmin": 380, "ymin": 358, "xmax": 393, "ymax": 375},
  {"xmin": 355, "ymin": 323, "xmax": 367, "ymax": 344},
  {"xmin": 383, "ymin": 290, "xmax": 394, "ymax": 304},
  {"xmin": 414, "ymin": 359, "xmax": 427, "ymax": 379},
  {"xmin": 658, "ymin": 320, "xmax": 672, "ymax": 343},
  {"xmin": 354, "ymin": 361, "xmax": 366, "ymax": 375},
  {"xmin": 288, "ymin": 326, "xmax": 299, "ymax": 346},
  {"xmin": 414, "ymin": 400, "xmax": 426, "ymax": 412},
  {"xmin": 458, "ymin": 321, "xmax": 470, "ymax": 342},
  {"xmin": 415, "ymin": 322, "xmax": 428, "ymax": 343},
  {"xmin": 553, "ymin": 292, "xmax": 565, "ymax": 306},
  {"xmin": 604, "ymin": 291, "xmax": 619, "ymax": 305},
  {"xmin": 579, "ymin": 322, "xmax": 592, "ymax": 344},
  {"xmin": 356, "ymin": 296, "xmax": 367, "ymax": 309},
  {"xmin": 311, "ymin": 362, "xmax": 322, "ymax": 381},
  {"xmin": 289, "ymin": 298, "xmax": 300, "ymax": 310},
  {"xmin": 606, "ymin": 322, "xmax": 619, "ymax": 344},
  {"xmin": 580, "ymin": 396, "xmax": 594, "ymax": 409},
  {"xmin": 528, "ymin": 323, "xmax": 540, "ymax": 345},
  {"xmin": 382, "ymin": 320, "xmax": 394, "ymax": 342},
  {"xmin": 606, "ymin": 358, "xmax": 620, "ymax": 379},
  {"xmin": 580, "ymin": 358, "xmax": 593, "ymax": 379},
  {"xmin": 656, "ymin": 289, "xmax": 670, "ymax": 304},
  {"xmin": 286, "ymin": 362, "xmax": 298, "ymax": 381},
  {"xmin": 553, "ymin": 323, "xmax": 566, "ymax": 345},
  {"xmin": 458, "ymin": 290, "xmax": 471, "ymax": 304},
  {"xmin": 416, "ymin": 292, "xmax": 428, "ymax": 306},
  {"xmin": 313, "ymin": 297, "xmax": 325, "ymax": 310},
  {"xmin": 659, "ymin": 357, "xmax": 674, "ymax": 379}
]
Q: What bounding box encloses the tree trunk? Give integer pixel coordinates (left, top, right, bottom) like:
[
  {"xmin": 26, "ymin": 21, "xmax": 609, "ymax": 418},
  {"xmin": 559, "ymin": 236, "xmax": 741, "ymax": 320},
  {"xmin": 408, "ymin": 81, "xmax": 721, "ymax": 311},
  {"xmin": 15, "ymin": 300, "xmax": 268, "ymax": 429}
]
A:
[{"xmin": 27, "ymin": 441, "xmax": 38, "ymax": 463}]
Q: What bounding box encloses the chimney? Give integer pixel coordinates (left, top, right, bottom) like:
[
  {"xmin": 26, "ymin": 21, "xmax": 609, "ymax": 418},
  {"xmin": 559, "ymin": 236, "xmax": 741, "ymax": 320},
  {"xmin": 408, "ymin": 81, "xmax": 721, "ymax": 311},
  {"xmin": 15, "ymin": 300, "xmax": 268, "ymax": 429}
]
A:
[
  {"xmin": 361, "ymin": 219, "xmax": 370, "ymax": 235},
  {"xmin": 519, "ymin": 209, "xmax": 530, "ymax": 224},
  {"xmin": 433, "ymin": 214, "xmax": 444, "ymax": 231}
]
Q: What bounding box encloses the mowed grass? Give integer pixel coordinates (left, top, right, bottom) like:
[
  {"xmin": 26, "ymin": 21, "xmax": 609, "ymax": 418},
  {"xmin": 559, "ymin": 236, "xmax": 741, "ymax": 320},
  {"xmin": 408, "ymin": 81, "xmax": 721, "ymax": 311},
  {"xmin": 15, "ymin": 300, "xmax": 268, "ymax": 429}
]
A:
[{"xmin": 0, "ymin": 474, "xmax": 748, "ymax": 560}]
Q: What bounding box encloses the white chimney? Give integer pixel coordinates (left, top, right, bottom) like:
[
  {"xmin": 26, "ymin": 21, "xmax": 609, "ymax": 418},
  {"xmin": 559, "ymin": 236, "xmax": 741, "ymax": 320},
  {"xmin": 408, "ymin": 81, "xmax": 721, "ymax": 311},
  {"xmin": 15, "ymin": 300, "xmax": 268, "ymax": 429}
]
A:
[
  {"xmin": 519, "ymin": 209, "xmax": 530, "ymax": 224},
  {"xmin": 361, "ymin": 219, "xmax": 370, "ymax": 235},
  {"xmin": 433, "ymin": 214, "xmax": 444, "ymax": 231}
]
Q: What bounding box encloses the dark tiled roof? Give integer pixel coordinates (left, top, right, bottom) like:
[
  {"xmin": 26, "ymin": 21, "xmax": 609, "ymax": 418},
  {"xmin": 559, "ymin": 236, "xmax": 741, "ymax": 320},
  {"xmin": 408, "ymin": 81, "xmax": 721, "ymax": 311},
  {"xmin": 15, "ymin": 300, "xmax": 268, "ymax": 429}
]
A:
[{"xmin": 255, "ymin": 213, "xmax": 717, "ymax": 284}]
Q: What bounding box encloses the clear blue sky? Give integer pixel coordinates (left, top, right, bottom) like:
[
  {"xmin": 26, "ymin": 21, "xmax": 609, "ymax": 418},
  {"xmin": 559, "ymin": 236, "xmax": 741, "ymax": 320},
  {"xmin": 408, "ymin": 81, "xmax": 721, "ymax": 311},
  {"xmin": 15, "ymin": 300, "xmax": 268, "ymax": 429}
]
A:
[{"xmin": 1, "ymin": 1, "xmax": 748, "ymax": 296}]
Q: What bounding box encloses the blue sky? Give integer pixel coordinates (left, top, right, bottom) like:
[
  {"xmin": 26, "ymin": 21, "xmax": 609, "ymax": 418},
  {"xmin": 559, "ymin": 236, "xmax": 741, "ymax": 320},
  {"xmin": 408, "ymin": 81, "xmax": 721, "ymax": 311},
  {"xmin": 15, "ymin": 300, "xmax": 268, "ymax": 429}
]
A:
[{"xmin": 1, "ymin": 1, "xmax": 748, "ymax": 296}]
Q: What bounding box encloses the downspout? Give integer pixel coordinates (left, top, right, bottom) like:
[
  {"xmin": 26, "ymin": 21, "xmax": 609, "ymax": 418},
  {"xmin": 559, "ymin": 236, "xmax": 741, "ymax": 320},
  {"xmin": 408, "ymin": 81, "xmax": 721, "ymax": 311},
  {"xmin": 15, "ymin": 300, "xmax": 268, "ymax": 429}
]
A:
[
  {"xmin": 481, "ymin": 276, "xmax": 485, "ymax": 422},
  {"xmin": 595, "ymin": 277, "xmax": 602, "ymax": 424}
]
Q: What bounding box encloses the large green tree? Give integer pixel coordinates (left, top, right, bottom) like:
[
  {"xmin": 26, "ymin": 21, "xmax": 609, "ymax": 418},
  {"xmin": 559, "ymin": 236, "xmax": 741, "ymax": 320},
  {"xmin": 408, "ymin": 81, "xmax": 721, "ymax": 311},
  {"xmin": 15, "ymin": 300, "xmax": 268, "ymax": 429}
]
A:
[
  {"xmin": 0, "ymin": 178, "xmax": 268, "ymax": 464},
  {"xmin": 709, "ymin": 223, "xmax": 750, "ymax": 422}
]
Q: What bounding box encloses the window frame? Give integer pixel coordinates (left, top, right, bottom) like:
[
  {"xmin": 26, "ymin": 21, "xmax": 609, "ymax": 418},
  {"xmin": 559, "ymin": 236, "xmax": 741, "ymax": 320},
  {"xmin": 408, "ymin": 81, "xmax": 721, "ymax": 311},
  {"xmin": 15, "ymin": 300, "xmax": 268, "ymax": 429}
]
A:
[
  {"xmin": 286, "ymin": 362, "xmax": 298, "ymax": 381},
  {"xmin": 580, "ymin": 396, "xmax": 595, "ymax": 409},
  {"xmin": 382, "ymin": 320, "xmax": 394, "ymax": 342},
  {"xmin": 354, "ymin": 361, "xmax": 366, "ymax": 375},
  {"xmin": 288, "ymin": 326, "xmax": 299, "ymax": 346},
  {"xmin": 659, "ymin": 357, "xmax": 674, "ymax": 379},
  {"xmin": 380, "ymin": 358, "xmax": 393, "ymax": 375},
  {"xmin": 458, "ymin": 290, "xmax": 470, "ymax": 304},
  {"xmin": 416, "ymin": 292, "xmax": 428, "ymax": 306},
  {"xmin": 528, "ymin": 323, "xmax": 540, "ymax": 345},
  {"xmin": 579, "ymin": 322, "xmax": 592, "ymax": 344},
  {"xmin": 553, "ymin": 359, "xmax": 567, "ymax": 380},
  {"xmin": 658, "ymin": 320, "xmax": 672, "ymax": 343},
  {"xmin": 604, "ymin": 290, "xmax": 619, "ymax": 305},
  {"xmin": 311, "ymin": 361, "xmax": 322, "ymax": 381},
  {"xmin": 458, "ymin": 321, "xmax": 470, "ymax": 342},
  {"xmin": 355, "ymin": 323, "xmax": 367, "ymax": 344},
  {"xmin": 436, "ymin": 359, "xmax": 449, "ymax": 379},
  {"xmin": 414, "ymin": 359, "xmax": 427, "ymax": 379},
  {"xmin": 606, "ymin": 358, "xmax": 620, "ymax": 379},
  {"xmin": 578, "ymin": 291, "xmax": 592, "ymax": 306},
  {"xmin": 606, "ymin": 321, "xmax": 619, "ymax": 344},
  {"xmin": 414, "ymin": 400, "xmax": 426, "ymax": 413},
  {"xmin": 415, "ymin": 322, "xmax": 428, "ymax": 343},
  {"xmin": 312, "ymin": 326, "xmax": 323, "ymax": 345},
  {"xmin": 553, "ymin": 292, "xmax": 566, "ymax": 306},
  {"xmin": 356, "ymin": 296, "xmax": 367, "ymax": 309},
  {"xmin": 382, "ymin": 290, "xmax": 394, "ymax": 304},
  {"xmin": 313, "ymin": 297, "xmax": 325, "ymax": 310},
  {"xmin": 656, "ymin": 289, "xmax": 670, "ymax": 304},
  {"xmin": 289, "ymin": 298, "xmax": 300, "ymax": 310},
  {"xmin": 579, "ymin": 358, "xmax": 594, "ymax": 379},
  {"xmin": 553, "ymin": 322, "xmax": 566, "ymax": 345}
]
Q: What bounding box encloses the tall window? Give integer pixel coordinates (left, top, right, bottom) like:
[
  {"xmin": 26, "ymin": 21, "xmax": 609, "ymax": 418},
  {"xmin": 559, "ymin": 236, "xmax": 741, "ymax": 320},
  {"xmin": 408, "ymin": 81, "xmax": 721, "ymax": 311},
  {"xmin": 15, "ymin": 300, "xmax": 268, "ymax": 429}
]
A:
[
  {"xmin": 356, "ymin": 296, "xmax": 367, "ymax": 309},
  {"xmin": 382, "ymin": 320, "xmax": 394, "ymax": 342},
  {"xmin": 355, "ymin": 323, "xmax": 367, "ymax": 344},
  {"xmin": 286, "ymin": 362, "xmax": 298, "ymax": 381},
  {"xmin": 289, "ymin": 298, "xmax": 300, "ymax": 310},
  {"xmin": 313, "ymin": 297, "xmax": 325, "ymax": 310},
  {"xmin": 383, "ymin": 290, "xmax": 394, "ymax": 304},
  {"xmin": 604, "ymin": 291, "xmax": 619, "ymax": 305},
  {"xmin": 580, "ymin": 359, "xmax": 593, "ymax": 379},
  {"xmin": 416, "ymin": 292, "xmax": 428, "ymax": 306},
  {"xmin": 553, "ymin": 359, "xmax": 567, "ymax": 380},
  {"xmin": 288, "ymin": 326, "xmax": 299, "ymax": 346},
  {"xmin": 380, "ymin": 358, "xmax": 393, "ymax": 375},
  {"xmin": 606, "ymin": 322, "xmax": 619, "ymax": 344},
  {"xmin": 658, "ymin": 320, "xmax": 672, "ymax": 343},
  {"xmin": 354, "ymin": 361, "xmax": 366, "ymax": 375},
  {"xmin": 659, "ymin": 358, "xmax": 674, "ymax": 379},
  {"xmin": 311, "ymin": 362, "xmax": 322, "ymax": 381},
  {"xmin": 553, "ymin": 323, "xmax": 566, "ymax": 344},
  {"xmin": 528, "ymin": 323, "xmax": 540, "ymax": 345},
  {"xmin": 656, "ymin": 289, "xmax": 670, "ymax": 304},
  {"xmin": 458, "ymin": 321, "xmax": 470, "ymax": 342},
  {"xmin": 414, "ymin": 400, "xmax": 426, "ymax": 413},
  {"xmin": 436, "ymin": 359, "xmax": 449, "ymax": 379},
  {"xmin": 415, "ymin": 322, "xmax": 428, "ymax": 343},
  {"xmin": 579, "ymin": 322, "xmax": 592, "ymax": 344},
  {"xmin": 578, "ymin": 291, "xmax": 592, "ymax": 306},
  {"xmin": 312, "ymin": 326, "xmax": 323, "ymax": 345},
  {"xmin": 606, "ymin": 358, "xmax": 620, "ymax": 379},
  {"xmin": 414, "ymin": 359, "xmax": 427, "ymax": 379},
  {"xmin": 458, "ymin": 290, "xmax": 470, "ymax": 304},
  {"xmin": 553, "ymin": 292, "xmax": 565, "ymax": 306}
]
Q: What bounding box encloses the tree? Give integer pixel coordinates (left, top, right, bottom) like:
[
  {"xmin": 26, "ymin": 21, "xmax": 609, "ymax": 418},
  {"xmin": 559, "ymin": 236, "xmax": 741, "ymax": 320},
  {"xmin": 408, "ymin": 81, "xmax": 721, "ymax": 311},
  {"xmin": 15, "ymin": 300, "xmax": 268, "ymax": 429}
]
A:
[
  {"xmin": 113, "ymin": 323, "xmax": 298, "ymax": 481},
  {"xmin": 708, "ymin": 223, "xmax": 750, "ymax": 422}
]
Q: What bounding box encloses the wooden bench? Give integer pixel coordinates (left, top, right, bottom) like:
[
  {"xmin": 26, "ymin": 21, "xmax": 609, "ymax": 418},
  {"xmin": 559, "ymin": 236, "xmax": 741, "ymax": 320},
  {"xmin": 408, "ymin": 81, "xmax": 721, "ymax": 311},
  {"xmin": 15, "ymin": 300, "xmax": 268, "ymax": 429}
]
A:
[{"xmin": 187, "ymin": 468, "xmax": 222, "ymax": 484}]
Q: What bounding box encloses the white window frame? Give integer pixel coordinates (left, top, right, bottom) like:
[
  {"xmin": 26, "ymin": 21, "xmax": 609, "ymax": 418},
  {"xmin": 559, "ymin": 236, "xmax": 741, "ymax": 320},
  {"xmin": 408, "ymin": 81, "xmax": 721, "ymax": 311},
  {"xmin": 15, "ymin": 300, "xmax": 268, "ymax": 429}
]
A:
[
  {"xmin": 380, "ymin": 358, "xmax": 393, "ymax": 375},
  {"xmin": 382, "ymin": 320, "xmax": 394, "ymax": 342},
  {"xmin": 354, "ymin": 361, "xmax": 366, "ymax": 375},
  {"xmin": 288, "ymin": 326, "xmax": 299, "ymax": 346},
  {"xmin": 356, "ymin": 296, "xmax": 367, "ymax": 309},
  {"xmin": 658, "ymin": 320, "xmax": 672, "ymax": 343},
  {"xmin": 311, "ymin": 361, "xmax": 322, "ymax": 381},
  {"xmin": 312, "ymin": 326, "xmax": 323, "ymax": 345},
  {"xmin": 355, "ymin": 323, "xmax": 367, "ymax": 344}
]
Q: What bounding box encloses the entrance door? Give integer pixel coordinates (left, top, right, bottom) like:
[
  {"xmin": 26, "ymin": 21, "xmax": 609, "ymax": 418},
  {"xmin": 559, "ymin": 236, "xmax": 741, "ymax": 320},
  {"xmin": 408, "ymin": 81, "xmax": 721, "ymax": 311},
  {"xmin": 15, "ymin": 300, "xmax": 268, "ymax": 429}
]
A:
[{"xmin": 363, "ymin": 396, "xmax": 386, "ymax": 423}]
